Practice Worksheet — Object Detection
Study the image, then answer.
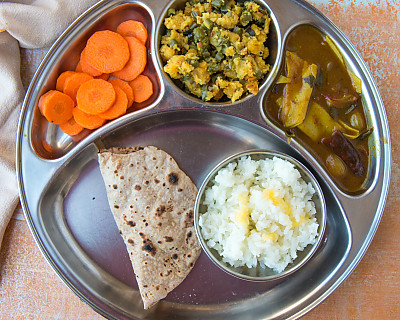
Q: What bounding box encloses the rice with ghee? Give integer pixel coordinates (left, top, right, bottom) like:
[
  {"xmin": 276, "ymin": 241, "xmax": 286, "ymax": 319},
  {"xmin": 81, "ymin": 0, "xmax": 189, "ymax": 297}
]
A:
[{"xmin": 199, "ymin": 156, "xmax": 319, "ymax": 273}]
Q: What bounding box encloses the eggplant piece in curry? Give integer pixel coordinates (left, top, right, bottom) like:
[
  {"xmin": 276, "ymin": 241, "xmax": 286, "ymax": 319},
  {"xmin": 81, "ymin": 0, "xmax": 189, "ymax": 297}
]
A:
[{"xmin": 265, "ymin": 25, "xmax": 371, "ymax": 193}]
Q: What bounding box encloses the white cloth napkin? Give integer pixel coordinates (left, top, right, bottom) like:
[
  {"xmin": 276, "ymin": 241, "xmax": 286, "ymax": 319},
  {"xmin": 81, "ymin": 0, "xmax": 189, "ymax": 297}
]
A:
[{"xmin": 0, "ymin": 0, "xmax": 99, "ymax": 250}]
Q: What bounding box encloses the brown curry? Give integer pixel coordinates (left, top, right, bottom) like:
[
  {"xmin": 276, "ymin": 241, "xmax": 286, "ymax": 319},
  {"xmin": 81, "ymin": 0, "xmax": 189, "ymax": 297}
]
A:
[{"xmin": 265, "ymin": 25, "xmax": 371, "ymax": 193}]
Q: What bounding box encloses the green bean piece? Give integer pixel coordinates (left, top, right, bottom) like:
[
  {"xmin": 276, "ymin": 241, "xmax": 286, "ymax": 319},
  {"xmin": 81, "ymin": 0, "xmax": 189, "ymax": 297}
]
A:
[
  {"xmin": 204, "ymin": 18, "xmax": 214, "ymax": 29},
  {"xmin": 208, "ymin": 62, "xmax": 220, "ymax": 73},
  {"xmin": 211, "ymin": 0, "xmax": 224, "ymax": 8},
  {"xmin": 201, "ymin": 85, "xmax": 208, "ymax": 100},
  {"xmin": 240, "ymin": 11, "xmax": 252, "ymax": 26},
  {"xmin": 193, "ymin": 26, "xmax": 206, "ymax": 40},
  {"xmin": 169, "ymin": 39, "xmax": 179, "ymax": 49},
  {"xmin": 167, "ymin": 8, "xmax": 176, "ymax": 16},
  {"xmin": 191, "ymin": 60, "xmax": 200, "ymax": 68},
  {"xmin": 215, "ymin": 52, "xmax": 224, "ymax": 62}
]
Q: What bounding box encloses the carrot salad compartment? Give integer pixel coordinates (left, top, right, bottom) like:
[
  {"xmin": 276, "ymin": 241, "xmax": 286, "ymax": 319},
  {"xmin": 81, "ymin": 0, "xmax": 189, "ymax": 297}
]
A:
[{"xmin": 16, "ymin": 1, "xmax": 390, "ymax": 320}]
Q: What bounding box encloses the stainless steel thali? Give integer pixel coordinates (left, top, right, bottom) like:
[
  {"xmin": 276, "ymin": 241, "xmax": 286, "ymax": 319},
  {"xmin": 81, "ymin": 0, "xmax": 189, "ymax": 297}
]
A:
[{"xmin": 16, "ymin": 0, "xmax": 391, "ymax": 319}]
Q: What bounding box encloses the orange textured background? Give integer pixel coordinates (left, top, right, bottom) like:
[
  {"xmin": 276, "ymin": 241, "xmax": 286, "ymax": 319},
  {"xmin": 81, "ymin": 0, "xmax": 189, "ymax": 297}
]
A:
[{"xmin": 1, "ymin": 0, "xmax": 399, "ymax": 319}]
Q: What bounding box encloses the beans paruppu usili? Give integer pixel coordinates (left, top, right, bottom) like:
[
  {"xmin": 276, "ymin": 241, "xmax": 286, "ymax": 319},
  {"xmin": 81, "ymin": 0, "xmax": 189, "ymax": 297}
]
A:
[{"xmin": 160, "ymin": 0, "xmax": 272, "ymax": 102}]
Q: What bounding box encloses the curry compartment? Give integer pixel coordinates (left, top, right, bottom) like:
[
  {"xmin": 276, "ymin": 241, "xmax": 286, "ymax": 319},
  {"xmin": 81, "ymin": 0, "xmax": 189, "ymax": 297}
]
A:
[
  {"xmin": 156, "ymin": 0, "xmax": 280, "ymax": 105},
  {"xmin": 263, "ymin": 25, "xmax": 374, "ymax": 194},
  {"xmin": 29, "ymin": 2, "xmax": 162, "ymax": 160}
]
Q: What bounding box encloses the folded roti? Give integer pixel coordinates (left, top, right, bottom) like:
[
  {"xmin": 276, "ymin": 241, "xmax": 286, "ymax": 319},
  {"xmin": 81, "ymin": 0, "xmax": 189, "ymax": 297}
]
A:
[{"xmin": 98, "ymin": 146, "xmax": 201, "ymax": 309}]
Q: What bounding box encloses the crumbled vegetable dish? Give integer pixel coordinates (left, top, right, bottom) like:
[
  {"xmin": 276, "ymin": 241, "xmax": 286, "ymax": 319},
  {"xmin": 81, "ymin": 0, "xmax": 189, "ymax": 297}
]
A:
[
  {"xmin": 160, "ymin": 0, "xmax": 271, "ymax": 102},
  {"xmin": 266, "ymin": 25, "xmax": 371, "ymax": 193}
]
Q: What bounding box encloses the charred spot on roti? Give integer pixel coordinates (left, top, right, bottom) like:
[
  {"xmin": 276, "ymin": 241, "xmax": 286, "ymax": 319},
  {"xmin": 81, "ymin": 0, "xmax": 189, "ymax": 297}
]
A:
[
  {"xmin": 128, "ymin": 238, "xmax": 135, "ymax": 245},
  {"xmin": 184, "ymin": 210, "xmax": 194, "ymax": 227},
  {"xmin": 142, "ymin": 239, "xmax": 156, "ymax": 256},
  {"xmin": 134, "ymin": 185, "xmax": 142, "ymax": 191},
  {"xmin": 129, "ymin": 163, "xmax": 134, "ymax": 167},
  {"xmin": 156, "ymin": 205, "xmax": 166, "ymax": 216},
  {"xmin": 178, "ymin": 188, "xmax": 183, "ymax": 192},
  {"xmin": 114, "ymin": 205, "xmax": 120, "ymax": 209},
  {"xmin": 168, "ymin": 172, "xmax": 179, "ymax": 185},
  {"xmin": 143, "ymin": 166, "xmax": 147, "ymax": 170},
  {"xmin": 127, "ymin": 221, "xmax": 136, "ymax": 227},
  {"xmin": 154, "ymin": 178, "xmax": 160, "ymax": 183},
  {"xmin": 162, "ymin": 183, "xmax": 166, "ymax": 187},
  {"xmin": 113, "ymin": 184, "xmax": 118, "ymax": 189},
  {"xmin": 120, "ymin": 175, "xmax": 125, "ymax": 180},
  {"xmin": 145, "ymin": 180, "xmax": 150, "ymax": 185},
  {"xmin": 153, "ymin": 157, "xmax": 156, "ymax": 160},
  {"xmin": 158, "ymin": 222, "xmax": 162, "ymax": 227},
  {"xmin": 172, "ymin": 254, "xmax": 178, "ymax": 259},
  {"xmin": 186, "ymin": 231, "xmax": 192, "ymax": 243},
  {"xmin": 164, "ymin": 236, "xmax": 173, "ymax": 242},
  {"xmin": 130, "ymin": 205, "xmax": 134, "ymax": 208}
]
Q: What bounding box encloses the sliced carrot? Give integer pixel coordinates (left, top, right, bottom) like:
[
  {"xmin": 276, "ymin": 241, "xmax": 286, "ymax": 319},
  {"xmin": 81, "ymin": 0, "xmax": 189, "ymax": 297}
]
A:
[
  {"xmin": 63, "ymin": 72, "xmax": 93, "ymax": 104},
  {"xmin": 85, "ymin": 30, "xmax": 130, "ymax": 73},
  {"xmin": 76, "ymin": 79, "xmax": 116, "ymax": 114},
  {"xmin": 75, "ymin": 61, "xmax": 83, "ymax": 72},
  {"xmin": 95, "ymin": 73, "xmax": 110, "ymax": 81},
  {"xmin": 108, "ymin": 78, "xmax": 134, "ymax": 107},
  {"xmin": 38, "ymin": 90, "xmax": 74, "ymax": 125},
  {"xmin": 116, "ymin": 20, "xmax": 148, "ymax": 45},
  {"xmin": 112, "ymin": 36, "xmax": 147, "ymax": 81},
  {"xmin": 98, "ymin": 85, "xmax": 128, "ymax": 120},
  {"xmin": 56, "ymin": 71, "xmax": 75, "ymax": 92},
  {"xmin": 80, "ymin": 47, "xmax": 103, "ymax": 77},
  {"xmin": 59, "ymin": 117, "xmax": 84, "ymax": 136},
  {"xmin": 72, "ymin": 107, "xmax": 106, "ymax": 130},
  {"xmin": 129, "ymin": 74, "xmax": 153, "ymax": 103}
]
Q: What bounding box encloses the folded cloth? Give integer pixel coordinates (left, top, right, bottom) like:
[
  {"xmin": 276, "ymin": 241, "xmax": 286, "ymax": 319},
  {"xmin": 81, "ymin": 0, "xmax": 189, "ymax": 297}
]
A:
[{"xmin": 0, "ymin": 0, "xmax": 98, "ymax": 251}]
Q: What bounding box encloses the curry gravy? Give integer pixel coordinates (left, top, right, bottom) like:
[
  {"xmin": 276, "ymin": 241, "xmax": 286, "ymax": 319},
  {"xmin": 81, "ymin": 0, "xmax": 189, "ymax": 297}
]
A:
[{"xmin": 265, "ymin": 25, "xmax": 370, "ymax": 193}]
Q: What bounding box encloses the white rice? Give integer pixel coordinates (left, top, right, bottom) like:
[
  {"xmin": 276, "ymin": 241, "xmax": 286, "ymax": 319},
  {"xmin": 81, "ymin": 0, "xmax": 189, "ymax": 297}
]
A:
[{"xmin": 199, "ymin": 156, "xmax": 319, "ymax": 273}]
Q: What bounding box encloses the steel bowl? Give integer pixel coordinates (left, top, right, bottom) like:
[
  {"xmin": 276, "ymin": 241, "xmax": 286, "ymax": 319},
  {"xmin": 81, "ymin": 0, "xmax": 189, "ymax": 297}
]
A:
[{"xmin": 194, "ymin": 150, "xmax": 327, "ymax": 281}]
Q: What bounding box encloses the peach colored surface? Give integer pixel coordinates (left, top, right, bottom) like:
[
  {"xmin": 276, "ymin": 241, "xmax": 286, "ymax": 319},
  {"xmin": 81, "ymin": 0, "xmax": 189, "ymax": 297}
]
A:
[{"xmin": 1, "ymin": 1, "xmax": 399, "ymax": 319}]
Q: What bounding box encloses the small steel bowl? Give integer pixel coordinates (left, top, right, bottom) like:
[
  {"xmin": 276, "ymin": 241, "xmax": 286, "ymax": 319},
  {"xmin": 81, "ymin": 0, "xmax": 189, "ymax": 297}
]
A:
[{"xmin": 194, "ymin": 150, "xmax": 327, "ymax": 281}]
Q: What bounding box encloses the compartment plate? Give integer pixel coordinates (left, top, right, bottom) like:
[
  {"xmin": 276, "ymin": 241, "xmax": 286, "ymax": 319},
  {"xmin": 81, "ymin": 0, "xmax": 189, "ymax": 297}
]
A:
[{"xmin": 16, "ymin": 0, "xmax": 390, "ymax": 319}]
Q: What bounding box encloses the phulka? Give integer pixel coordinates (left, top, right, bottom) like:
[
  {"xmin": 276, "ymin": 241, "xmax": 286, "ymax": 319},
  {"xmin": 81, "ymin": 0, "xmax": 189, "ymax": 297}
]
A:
[{"xmin": 98, "ymin": 146, "xmax": 201, "ymax": 309}]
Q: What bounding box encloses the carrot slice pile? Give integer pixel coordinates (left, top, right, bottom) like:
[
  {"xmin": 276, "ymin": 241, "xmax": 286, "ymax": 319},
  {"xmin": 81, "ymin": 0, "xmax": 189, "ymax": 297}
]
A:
[
  {"xmin": 38, "ymin": 19, "xmax": 153, "ymax": 136},
  {"xmin": 112, "ymin": 36, "xmax": 147, "ymax": 81},
  {"xmin": 116, "ymin": 20, "xmax": 148, "ymax": 45},
  {"xmin": 129, "ymin": 75, "xmax": 153, "ymax": 103},
  {"xmin": 108, "ymin": 78, "xmax": 134, "ymax": 108},
  {"xmin": 59, "ymin": 117, "xmax": 84, "ymax": 136},
  {"xmin": 63, "ymin": 72, "xmax": 93, "ymax": 104},
  {"xmin": 80, "ymin": 48, "xmax": 103, "ymax": 77},
  {"xmin": 98, "ymin": 85, "xmax": 128, "ymax": 120},
  {"xmin": 76, "ymin": 79, "xmax": 116, "ymax": 114},
  {"xmin": 56, "ymin": 71, "xmax": 75, "ymax": 92},
  {"xmin": 85, "ymin": 30, "xmax": 130, "ymax": 73},
  {"xmin": 38, "ymin": 90, "xmax": 74, "ymax": 125},
  {"xmin": 73, "ymin": 107, "xmax": 106, "ymax": 129}
]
